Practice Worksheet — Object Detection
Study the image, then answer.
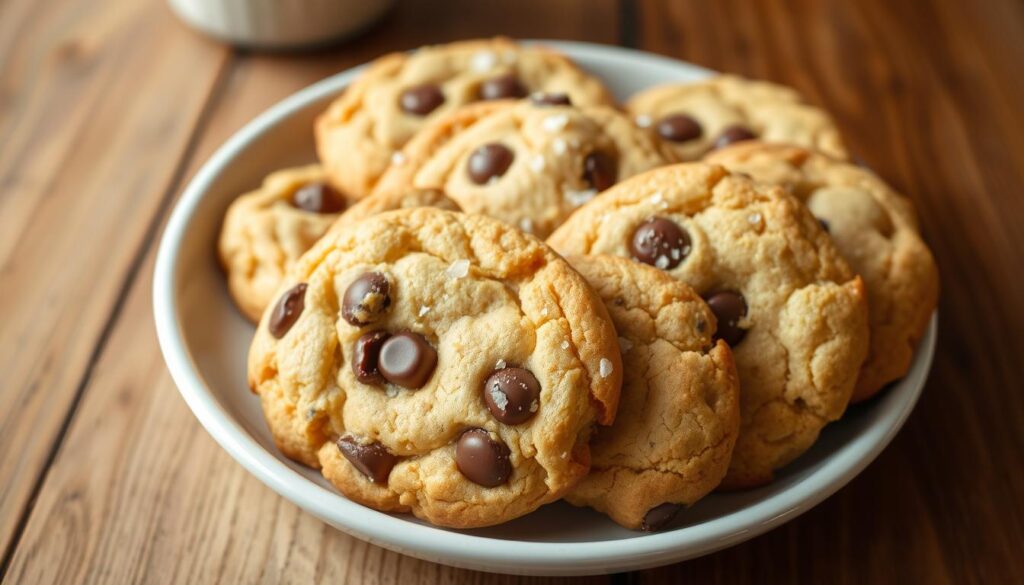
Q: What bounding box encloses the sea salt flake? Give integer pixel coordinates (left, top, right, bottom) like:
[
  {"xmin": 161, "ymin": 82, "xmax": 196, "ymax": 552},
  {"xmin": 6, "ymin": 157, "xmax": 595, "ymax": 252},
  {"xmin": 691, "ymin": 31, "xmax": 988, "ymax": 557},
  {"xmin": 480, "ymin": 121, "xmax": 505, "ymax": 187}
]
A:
[
  {"xmin": 390, "ymin": 151, "xmax": 407, "ymax": 166},
  {"xmin": 495, "ymin": 359, "xmax": 507, "ymax": 370},
  {"xmin": 445, "ymin": 259, "xmax": 470, "ymax": 279},
  {"xmin": 671, "ymin": 248, "xmax": 681, "ymax": 261},
  {"xmin": 560, "ymin": 340, "xmax": 570, "ymax": 350},
  {"xmin": 542, "ymin": 114, "xmax": 569, "ymax": 132},
  {"xmin": 599, "ymin": 358, "xmax": 614, "ymax": 378},
  {"xmin": 649, "ymin": 192, "xmax": 664, "ymax": 205},
  {"xmin": 635, "ymin": 114, "xmax": 653, "ymax": 128},
  {"xmin": 655, "ymin": 255, "xmax": 670, "ymax": 269},
  {"xmin": 552, "ymin": 138, "xmax": 568, "ymax": 155},
  {"xmin": 471, "ymin": 50, "xmax": 498, "ymax": 71},
  {"xmin": 418, "ymin": 305, "xmax": 432, "ymax": 317},
  {"xmin": 748, "ymin": 212, "xmax": 762, "ymax": 224},
  {"xmin": 541, "ymin": 307, "xmax": 549, "ymax": 317},
  {"xmin": 489, "ymin": 385, "xmax": 509, "ymax": 411},
  {"xmin": 386, "ymin": 387, "xmax": 400, "ymax": 398},
  {"xmin": 561, "ymin": 451, "xmax": 568, "ymax": 459},
  {"xmin": 529, "ymin": 154, "xmax": 546, "ymax": 172},
  {"xmin": 529, "ymin": 400, "xmax": 539, "ymax": 413},
  {"xmin": 618, "ymin": 337, "xmax": 634, "ymax": 352},
  {"xmin": 565, "ymin": 188, "xmax": 597, "ymax": 207},
  {"xmin": 518, "ymin": 217, "xmax": 534, "ymax": 233}
]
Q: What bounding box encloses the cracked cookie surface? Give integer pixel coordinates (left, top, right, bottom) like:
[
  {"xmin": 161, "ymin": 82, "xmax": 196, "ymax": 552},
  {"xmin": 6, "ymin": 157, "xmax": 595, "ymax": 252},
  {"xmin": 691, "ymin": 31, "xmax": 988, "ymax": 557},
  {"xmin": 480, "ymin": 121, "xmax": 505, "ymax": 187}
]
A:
[
  {"xmin": 315, "ymin": 37, "xmax": 615, "ymax": 198},
  {"xmin": 218, "ymin": 165, "xmax": 349, "ymax": 322},
  {"xmin": 247, "ymin": 207, "xmax": 622, "ymax": 528},
  {"xmin": 565, "ymin": 255, "xmax": 739, "ymax": 531},
  {"xmin": 219, "ymin": 165, "xmax": 458, "ymax": 322},
  {"xmin": 372, "ymin": 99, "xmax": 669, "ymax": 238},
  {"xmin": 626, "ymin": 75, "xmax": 847, "ymax": 162},
  {"xmin": 548, "ymin": 163, "xmax": 869, "ymax": 488},
  {"xmin": 705, "ymin": 142, "xmax": 938, "ymax": 401}
]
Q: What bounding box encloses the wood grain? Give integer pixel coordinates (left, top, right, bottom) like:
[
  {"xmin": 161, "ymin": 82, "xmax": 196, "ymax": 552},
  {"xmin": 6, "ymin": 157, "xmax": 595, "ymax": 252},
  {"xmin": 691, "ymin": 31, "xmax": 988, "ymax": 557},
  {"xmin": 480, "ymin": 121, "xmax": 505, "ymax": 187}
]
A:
[
  {"xmin": 0, "ymin": 0, "xmax": 230, "ymax": 563},
  {"xmin": 1, "ymin": 0, "xmax": 1022, "ymax": 582},
  {"xmin": 1, "ymin": 0, "xmax": 616, "ymax": 582}
]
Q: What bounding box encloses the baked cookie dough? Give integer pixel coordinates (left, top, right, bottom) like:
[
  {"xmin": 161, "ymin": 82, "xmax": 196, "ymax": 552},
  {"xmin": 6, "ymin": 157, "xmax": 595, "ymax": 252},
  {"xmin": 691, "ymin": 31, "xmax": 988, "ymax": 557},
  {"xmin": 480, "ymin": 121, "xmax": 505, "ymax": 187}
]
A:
[
  {"xmin": 372, "ymin": 99, "xmax": 668, "ymax": 238},
  {"xmin": 316, "ymin": 37, "xmax": 615, "ymax": 198},
  {"xmin": 219, "ymin": 165, "xmax": 458, "ymax": 322},
  {"xmin": 626, "ymin": 75, "xmax": 847, "ymax": 162},
  {"xmin": 565, "ymin": 255, "xmax": 740, "ymax": 531},
  {"xmin": 247, "ymin": 207, "xmax": 622, "ymax": 528},
  {"xmin": 548, "ymin": 163, "xmax": 869, "ymax": 488},
  {"xmin": 218, "ymin": 165, "xmax": 349, "ymax": 322},
  {"xmin": 705, "ymin": 142, "xmax": 938, "ymax": 401}
]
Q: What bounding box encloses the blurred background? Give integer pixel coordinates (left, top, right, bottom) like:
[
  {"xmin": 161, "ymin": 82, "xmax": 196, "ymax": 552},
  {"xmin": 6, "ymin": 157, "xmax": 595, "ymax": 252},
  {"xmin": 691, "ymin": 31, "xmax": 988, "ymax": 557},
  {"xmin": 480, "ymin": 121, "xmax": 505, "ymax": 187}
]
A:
[{"xmin": 1, "ymin": 0, "xmax": 1021, "ymax": 583}]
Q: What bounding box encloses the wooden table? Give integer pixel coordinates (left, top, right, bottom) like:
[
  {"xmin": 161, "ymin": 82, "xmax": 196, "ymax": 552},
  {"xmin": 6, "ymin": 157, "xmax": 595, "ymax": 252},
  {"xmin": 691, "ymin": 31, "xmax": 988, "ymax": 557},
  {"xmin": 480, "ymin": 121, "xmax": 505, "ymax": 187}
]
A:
[{"xmin": 2, "ymin": 0, "xmax": 1022, "ymax": 582}]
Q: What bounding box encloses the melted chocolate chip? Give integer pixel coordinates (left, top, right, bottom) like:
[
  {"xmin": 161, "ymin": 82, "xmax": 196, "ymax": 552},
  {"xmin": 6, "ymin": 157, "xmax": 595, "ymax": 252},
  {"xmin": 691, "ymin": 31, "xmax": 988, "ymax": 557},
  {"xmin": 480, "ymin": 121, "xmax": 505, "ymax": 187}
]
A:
[
  {"xmin": 268, "ymin": 283, "xmax": 307, "ymax": 338},
  {"xmin": 583, "ymin": 151, "xmax": 617, "ymax": 192},
  {"xmin": 400, "ymin": 84, "xmax": 445, "ymax": 116},
  {"xmin": 531, "ymin": 92, "xmax": 572, "ymax": 106},
  {"xmin": 713, "ymin": 125, "xmax": 757, "ymax": 149},
  {"xmin": 379, "ymin": 332, "xmax": 437, "ymax": 389},
  {"xmin": 337, "ymin": 436, "xmax": 398, "ymax": 484},
  {"xmin": 656, "ymin": 114, "xmax": 702, "ymax": 143},
  {"xmin": 467, "ymin": 143, "xmax": 514, "ymax": 184},
  {"xmin": 342, "ymin": 272, "xmax": 391, "ymax": 326},
  {"xmin": 641, "ymin": 503, "xmax": 682, "ymax": 532},
  {"xmin": 455, "ymin": 429, "xmax": 512, "ymax": 487},
  {"xmin": 352, "ymin": 330, "xmax": 390, "ymax": 384},
  {"xmin": 705, "ymin": 291, "xmax": 748, "ymax": 346},
  {"xmin": 818, "ymin": 218, "xmax": 831, "ymax": 233},
  {"xmin": 630, "ymin": 217, "xmax": 691, "ymax": 270},
  {"xmin": 291, "ymin": 182, "xmax": 346, "ymax": 213},
  {"xmin": 483, "ymin": 367, "xmax": 541, "ymax": 424},
  {"xmin": 479, "ymin": 73, "xmax": 527, "ymax": 100}
]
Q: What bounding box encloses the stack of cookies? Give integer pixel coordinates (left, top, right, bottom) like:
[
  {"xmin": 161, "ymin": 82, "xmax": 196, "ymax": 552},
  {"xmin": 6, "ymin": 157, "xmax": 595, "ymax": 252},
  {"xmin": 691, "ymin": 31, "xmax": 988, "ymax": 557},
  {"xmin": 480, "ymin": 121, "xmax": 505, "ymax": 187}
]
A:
[{"xmin": 218, "ymin": 38, "xmax": 938, "ymax": 532}]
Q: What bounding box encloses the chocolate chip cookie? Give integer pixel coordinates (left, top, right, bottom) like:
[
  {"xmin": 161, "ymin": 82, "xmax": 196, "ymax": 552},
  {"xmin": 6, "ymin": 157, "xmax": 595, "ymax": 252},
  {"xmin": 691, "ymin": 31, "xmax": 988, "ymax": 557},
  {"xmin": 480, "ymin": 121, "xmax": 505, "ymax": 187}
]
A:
[
  {"xmin": 565, "ymin": 255, "xmax": 740, "ymax": 531},
  {"xmin": 247, "ymin": 207, "xmax": 622, "ymax": 528},
  {"xmin": 219, "ymin": 166, "xmax": 459, "ymax": 322},
  {"xmin": 218, "ymin": 165, "xmax": 350, "ymax": 322},
  {"xmin": 548, "ymin": 163, "xmax": 869, "ymax": 488},
  {"xmin": 627, "ymin": 75, "xmax": 847, "ymax": 162},
  {"xmin": 372, "ymin": 99, "xmax": 669, "ymax": 238},
  {"xmin": 705, "ymin": 142, "xmax": 938, "ymax": 401},
  {"xmin": 315, "ymin": 37, "xmax": 615, "ymax": 198}
]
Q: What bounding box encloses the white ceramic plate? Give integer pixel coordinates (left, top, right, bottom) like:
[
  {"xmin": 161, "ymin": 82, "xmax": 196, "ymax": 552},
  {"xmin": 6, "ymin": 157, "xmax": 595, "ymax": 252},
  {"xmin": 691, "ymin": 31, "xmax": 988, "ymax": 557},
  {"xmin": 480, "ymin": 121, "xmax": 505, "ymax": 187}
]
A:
[{"xmin": 153, "ymin": 41, "xmax": 936, "ymax": 576}]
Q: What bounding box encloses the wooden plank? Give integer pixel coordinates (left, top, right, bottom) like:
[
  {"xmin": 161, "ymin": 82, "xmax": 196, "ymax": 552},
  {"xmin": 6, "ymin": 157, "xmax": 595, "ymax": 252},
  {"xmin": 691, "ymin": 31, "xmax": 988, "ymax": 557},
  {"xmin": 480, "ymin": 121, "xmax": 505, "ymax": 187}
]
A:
[
  {"xmin": 632, "ymin": 0, "xmax": 1024, "ymax": 582},
  {"xmin": 3, "ymin": 1, "xmax": 618, "ymax": 582},
  {"xmin": 0, "ymin": 0, "xmax": 230, "ymax": 564}
]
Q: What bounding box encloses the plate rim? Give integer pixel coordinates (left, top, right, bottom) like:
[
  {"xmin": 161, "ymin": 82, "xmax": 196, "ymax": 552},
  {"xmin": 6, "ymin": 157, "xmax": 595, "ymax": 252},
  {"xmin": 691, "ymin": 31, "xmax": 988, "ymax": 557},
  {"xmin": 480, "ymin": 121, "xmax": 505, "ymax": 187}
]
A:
[{"xmin": 153, "ymin": 39, "xmax": 936, "ymax": 576}]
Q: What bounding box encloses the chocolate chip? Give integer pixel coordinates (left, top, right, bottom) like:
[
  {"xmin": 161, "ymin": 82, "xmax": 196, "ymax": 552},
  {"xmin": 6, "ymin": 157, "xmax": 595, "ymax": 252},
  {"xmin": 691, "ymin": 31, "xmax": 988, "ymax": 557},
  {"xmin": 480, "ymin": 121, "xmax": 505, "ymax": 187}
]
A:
[
  {"xmin": 531, "ymin": 92, "xmax": 572, "ymax": 106},
  {"xmin": 630, "ymin": 217, "xmax": 691, "ymax": 270},
  {"xmin": 455, "ymin": 428, "xmax": 512, "ymax": 487},
  {"xmin": 379, "ymin": 332, "xmax": 437, "ymax": 389},
  {"xmin": 342, "ymin": 272, "xmax": 391, "ymax": 326},
  {"xmin": 818, "ymin": 218, "xmax": 830, "ymax": 232},
  {"xmin": 352, "ymin": 330, "xmax": 390, "ymax": 384},
  {"xmin": 337, "ymin": 436, "xmax": 398, "ymax": 484},
  {"xmin": 713, "ymin": 125, "xmax": 757, "ymax": 149},
  {"xmin": 268, "ymin": 283, "xmax": 307, "ymax": 338},
  {"xmin": 641, "ymin": 503, "xmax": 682, "ymax": 532},
  {"xmin": 291, "ymin": 181, "xmax": 346, "ymax": 213},
  {"xmin": 479, "ymin": 73, "xmax": 527, "ymax": 100},
  {"xmin": 583, "ymin": 151, "xmax": 616, "ymax": 192},
  {"xmin": 483, "ymin": 367, "xmax": 541, "ymax": 424},
  {"xmin": 705, "ymin": 291, "xmax": 748, "ymax": 346},
  {"xmin": 400, "ymin": 84, "xmax": 444, "ymax": 116},
  {"xmin": 468, "ymin": 143, "xmax": 514, "ymax": 184},
  {"xmin": 656, "ymin": 114, "xmax": 702, "ymax": 143}
]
